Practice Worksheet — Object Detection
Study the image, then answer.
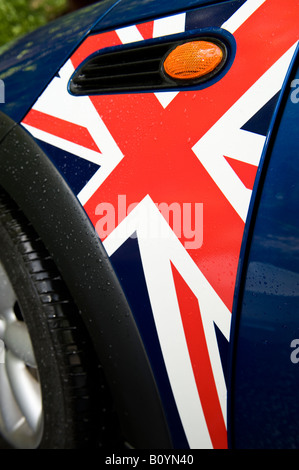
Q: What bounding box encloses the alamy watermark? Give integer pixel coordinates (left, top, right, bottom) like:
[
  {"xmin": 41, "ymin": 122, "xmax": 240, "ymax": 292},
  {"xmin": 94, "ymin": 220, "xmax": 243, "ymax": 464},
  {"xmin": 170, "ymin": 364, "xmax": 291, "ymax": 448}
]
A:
[
  {"xmin": 290, "ymin": 339, "xmax": 299, "ymax": 363},
  {"xmin": 95, "ymin": 195, "xmax": 203, "ymax": 249},
  {"xmin": 290, "ymin": 79, "xmax": 299, "ymax": 104},
  {"xmin": 0, "ymin": 79, "xmax": 5, "ymax": 104},
  {"xmin": 0, "ymin": 339, "xmax": 4, "ymax": 364}
]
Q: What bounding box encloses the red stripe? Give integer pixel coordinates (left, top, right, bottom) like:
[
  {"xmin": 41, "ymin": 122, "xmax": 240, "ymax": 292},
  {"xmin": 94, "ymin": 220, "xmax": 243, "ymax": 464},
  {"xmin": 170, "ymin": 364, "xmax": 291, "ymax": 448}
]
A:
[
  {"xmin": 23, "ymin": 109, "xmax": 100, "ymax": 153},
  {"xmin": 85, "ymin": 0, "xmax": 298, "ymax": 310},
  {"xmin": 73, "ymin": 0, "xmax": 299, "ymax": 448},
  {"xmin": 164, "ymin": 0, "xmax": 298, "ymax": 146},
  {"xmin": 224, "ymin": 156, "xmax": 258, "ymax": 190},
  {"xmin": 86, "ymin": 92, "xmax": 244, "ymax": 310},
  {"xmin": 136, "ymin": 20, "xmax": 154, "ymax": 40},
  {"xmin": 171, "ymin": 263, "xmax": 227, "ymax": 449},
  {"xmin": 22, "ymin": 0, "xmax": 299, "ymax": 448},
  {"xmin": 70, "ymin": 30, "xmax": 122, "ymax": 69}
]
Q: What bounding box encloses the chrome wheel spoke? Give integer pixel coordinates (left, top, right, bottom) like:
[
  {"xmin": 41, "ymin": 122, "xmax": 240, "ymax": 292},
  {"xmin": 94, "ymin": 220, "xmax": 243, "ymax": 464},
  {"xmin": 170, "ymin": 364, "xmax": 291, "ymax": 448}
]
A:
[
  {"xmin": 4, "ymin": 321, "xmax": 36, "ymax": 368},
  {"xmin": 0, "ymin": 261, "xmax": 43, "ymax": 447},
  {"xmin": 5, "ymin": 351, "xmax": 42, "ymax": 432},
  {"xmin": 0, "ymin": 361, "xmax": 24, "ymax": 434},
  {"xmin": 0, "ymin": 263, "xmax": 16, "ymax": 321},
  {"xmin": 0, "ymin": 361, "xmax": 41, "ymax": 448}
]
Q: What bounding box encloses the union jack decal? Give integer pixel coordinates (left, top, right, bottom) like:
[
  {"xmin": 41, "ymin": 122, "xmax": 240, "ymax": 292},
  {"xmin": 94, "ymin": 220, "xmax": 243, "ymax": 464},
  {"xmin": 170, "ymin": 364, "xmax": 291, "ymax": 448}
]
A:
[{"xmin": 22, "ymin": 0, "xmax": 299, "ymax": 448}]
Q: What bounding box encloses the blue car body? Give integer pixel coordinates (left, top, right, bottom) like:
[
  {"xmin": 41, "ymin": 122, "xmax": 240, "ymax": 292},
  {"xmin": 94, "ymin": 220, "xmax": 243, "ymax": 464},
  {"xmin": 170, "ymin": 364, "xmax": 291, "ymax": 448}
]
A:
[{"xmin": 0, "ymin": 0, "xmax": 298, "ymax": 449}]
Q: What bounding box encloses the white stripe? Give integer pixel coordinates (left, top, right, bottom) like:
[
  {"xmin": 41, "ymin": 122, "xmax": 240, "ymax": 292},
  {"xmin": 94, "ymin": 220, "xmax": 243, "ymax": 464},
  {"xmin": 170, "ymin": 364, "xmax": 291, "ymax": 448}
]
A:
[
  {"xmin": 115, "ymin": 25, "xmax": 144, "ymax": 44},
  {"xmin": 22, "ymin": 120, "xmax": 121, "ymax": 205},
  {"xmin": 224, "ymin": 129, "xmax": 265, "ymax": 166},
  {"xmin": 115, "ymin": 14, "xmax": 186, "ymax": 109},
  {"xmin": 154, "ymin": 91, "xmax": 179, "ymax": 108},
  {"xmin": 103, "ymin": 197, "xmax": 213, "ymax": 449},
  {"xmin": 28, "ymin": 59, "xmax": 124, "ymax": 203},
  {"xmin": 153, "ymin": 13, "xmax": 186, "ymax": 108},
  {"xmin": 152, "ymin": 12, "xmax": 186, "ymax": 38},
  {"xmin": 115, "ymin": 22, "xmax": 181, "ymax": 109},
  {"xmin": 21, "ymin": 124, "xmax": 102, "ymax": 166},
  {"xmin": 103, "ymin": 196, "xmax": 231, "ymax": 448},
  {"xmin": 222, "ymin": 0, "xmax": 267, "ymax": 33},
  {"xmin": 192, "ymin": 43, "xmax": 297, "ymax": 222}
]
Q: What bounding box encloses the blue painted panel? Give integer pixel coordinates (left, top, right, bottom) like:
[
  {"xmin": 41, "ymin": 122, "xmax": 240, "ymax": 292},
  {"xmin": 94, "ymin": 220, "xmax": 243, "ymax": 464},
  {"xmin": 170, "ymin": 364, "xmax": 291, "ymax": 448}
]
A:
[
  {"xmin": 229, "ymin": 50, "xmax": 299, "ymax": 448},
  {"xmin": 110, "ymin": 236, "xmax": 189, "ymax": 449},
  {"xmin": 35, "ymin": 139, "xmax": 100, "ymax": 195},
  {"xmin": 0, "ymin": 0, "xmax": 242, "ymax": 123},
  {"xmin": 185, "ymin": 0, "xmax": 246, "ymax": 30},
  {"xmin": 241, "ymin": 92, "xmax": 280, "ymax": 137},
  {"xmin": 0, "ymin": 0, "xmax": 120, "ymax": 122},
  {"xmin": 93, "ymin": 0, "xmax": 245, "ymax": 31}
]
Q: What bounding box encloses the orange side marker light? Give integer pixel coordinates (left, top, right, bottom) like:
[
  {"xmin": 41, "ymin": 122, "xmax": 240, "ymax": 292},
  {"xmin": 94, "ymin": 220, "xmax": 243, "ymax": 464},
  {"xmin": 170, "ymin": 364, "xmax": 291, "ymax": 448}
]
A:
[{"xmin": 163, "ymin": 40, "xmax": 224, "ymax": 81}]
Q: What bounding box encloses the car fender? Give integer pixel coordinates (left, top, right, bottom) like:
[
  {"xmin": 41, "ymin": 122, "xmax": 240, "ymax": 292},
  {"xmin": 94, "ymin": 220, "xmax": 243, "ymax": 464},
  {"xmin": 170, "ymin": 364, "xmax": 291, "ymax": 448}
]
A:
[
  {"xmin": 0, "ymin": 111, "xmax": 172, "ymax": 448},
  {"xmin": 0, "ymin": 0, "xmax": 298, "ymax": 450}
]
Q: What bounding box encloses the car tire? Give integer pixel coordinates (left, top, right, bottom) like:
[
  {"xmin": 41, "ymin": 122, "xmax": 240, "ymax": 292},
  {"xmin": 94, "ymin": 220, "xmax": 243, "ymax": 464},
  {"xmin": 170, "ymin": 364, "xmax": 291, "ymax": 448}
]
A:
[{"xmin": 0, "ymin": 189, "xmax": 117, "ymax": 449}]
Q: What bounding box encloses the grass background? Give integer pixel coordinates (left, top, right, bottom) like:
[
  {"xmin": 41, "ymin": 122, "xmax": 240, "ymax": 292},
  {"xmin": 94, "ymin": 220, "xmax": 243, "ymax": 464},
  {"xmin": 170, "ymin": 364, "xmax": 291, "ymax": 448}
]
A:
[{"xmin": 0, "ymin": 0, "xmax": 97, "ymax": 47}]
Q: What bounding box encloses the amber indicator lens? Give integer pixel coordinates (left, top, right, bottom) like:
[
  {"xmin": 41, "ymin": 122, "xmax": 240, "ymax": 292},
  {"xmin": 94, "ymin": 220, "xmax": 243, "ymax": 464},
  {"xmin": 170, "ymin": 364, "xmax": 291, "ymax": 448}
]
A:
[{"xmin": 163, "ymin": 40, "xmax": 224, "ymax": 81}]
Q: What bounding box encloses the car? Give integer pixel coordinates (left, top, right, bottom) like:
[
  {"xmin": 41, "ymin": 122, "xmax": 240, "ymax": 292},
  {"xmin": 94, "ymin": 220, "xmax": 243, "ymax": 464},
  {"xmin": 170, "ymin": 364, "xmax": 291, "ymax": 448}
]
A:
[{"xmin": 0, "ymin": 0, "xmax": 298, "ymax": 450}]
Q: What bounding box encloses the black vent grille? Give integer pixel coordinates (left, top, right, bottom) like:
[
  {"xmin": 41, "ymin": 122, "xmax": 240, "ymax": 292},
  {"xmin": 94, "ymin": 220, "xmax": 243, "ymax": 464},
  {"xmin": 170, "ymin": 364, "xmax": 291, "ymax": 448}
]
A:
[{"xmin": 69, "ymin": 36, "xmax": 227, "ymax": 96}]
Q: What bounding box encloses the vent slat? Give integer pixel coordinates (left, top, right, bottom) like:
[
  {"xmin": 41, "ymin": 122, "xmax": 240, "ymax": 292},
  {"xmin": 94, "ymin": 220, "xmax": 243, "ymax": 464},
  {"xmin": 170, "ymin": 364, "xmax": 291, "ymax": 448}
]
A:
[
  {"xmin": 73, "ymin": 70, "xmax": 163, "ymax": 94},
  {"xmin": 69, "ymin": 36, "xmax": 227, "ymax": 95},
  {"xmin": 70, "ymin": 40, "xmax": 177, "ymax": 94},
  {"xmin": 72, "ymin": 82, "xmax": 164, "ymax": 94},
  {"xmin": 82, "ymin": 59, "xmax": 161, "ymax": 77},
  {"xmin": 86, "ymin": 42, "xmax": 172, "ymax": 66},
  {"xmin": 85, "ymin": 57, "xmax": 161, "ymax": 69},
  {"xmin": 77, "ymin": 71, "xmax": 161, "ymax": 83}
]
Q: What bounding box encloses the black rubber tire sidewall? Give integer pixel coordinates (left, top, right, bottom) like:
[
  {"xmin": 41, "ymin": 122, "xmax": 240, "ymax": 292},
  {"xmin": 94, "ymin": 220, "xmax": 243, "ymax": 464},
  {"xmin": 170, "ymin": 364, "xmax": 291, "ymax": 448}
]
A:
[{"xmin": 0, "ymin": 193, "xmax": 101, "ymax": 449}]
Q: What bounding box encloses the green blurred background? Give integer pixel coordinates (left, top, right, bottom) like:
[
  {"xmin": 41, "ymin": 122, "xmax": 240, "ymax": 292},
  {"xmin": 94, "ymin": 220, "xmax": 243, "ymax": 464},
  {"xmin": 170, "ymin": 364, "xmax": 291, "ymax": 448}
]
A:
[{"xmin": 0, "ymin": 0, "xmax": 97, "ymax": 47}]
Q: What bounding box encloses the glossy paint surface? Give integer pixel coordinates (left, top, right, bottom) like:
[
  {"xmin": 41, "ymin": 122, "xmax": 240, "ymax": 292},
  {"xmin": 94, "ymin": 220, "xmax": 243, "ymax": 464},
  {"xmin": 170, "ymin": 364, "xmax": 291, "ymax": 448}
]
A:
[
  {"xmin": 94, "ymin": 0, "xmax": 247, "ymax": 32},
  {"xmin": 230, "ymin": 52, "xmax": 299, "ymax": 449},
  {"xmin": 0, "ymin": 0, "xmax": 119, "ymax": 122},
  {"xmin": 19, "ymin": 0, "xmax": 299, "ymax": 448}
]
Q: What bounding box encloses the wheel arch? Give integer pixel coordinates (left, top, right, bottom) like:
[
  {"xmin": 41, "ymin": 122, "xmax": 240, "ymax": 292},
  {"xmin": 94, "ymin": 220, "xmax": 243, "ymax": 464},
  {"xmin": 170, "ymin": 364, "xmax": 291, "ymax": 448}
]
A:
[{"xmin": 0, "ymin": 111, "xmax": 172, "ymax": 449}]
